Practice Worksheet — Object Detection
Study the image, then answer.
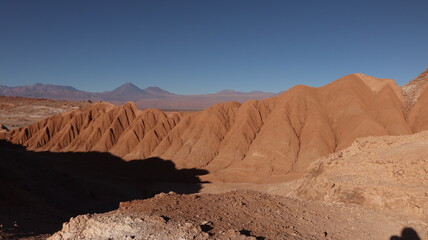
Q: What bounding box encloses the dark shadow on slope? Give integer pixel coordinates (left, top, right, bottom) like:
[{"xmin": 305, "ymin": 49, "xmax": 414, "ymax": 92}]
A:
[
  {"xmin": 0, "ymin": 140, "xmax": 209, "ymax": 238},
  {"xmin": 390, "ymin": 228, "xmax": 421, "ymax": 240}
]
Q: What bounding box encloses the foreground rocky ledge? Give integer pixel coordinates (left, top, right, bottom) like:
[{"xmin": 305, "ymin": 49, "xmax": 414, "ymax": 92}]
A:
[{"xmin": 49, "ymin": 191, "xmax": 428, "ymax": 240}]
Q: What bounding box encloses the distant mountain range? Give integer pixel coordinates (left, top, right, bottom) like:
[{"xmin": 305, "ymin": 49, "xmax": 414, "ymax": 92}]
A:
[{"xmin": 0, "ymin": 83, "xmax": 278, "ymax": 110}]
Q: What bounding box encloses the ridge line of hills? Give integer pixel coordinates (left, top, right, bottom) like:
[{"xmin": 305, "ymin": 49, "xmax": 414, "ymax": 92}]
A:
[
  {"xmin": 0, "ymin": 82, "xmax": 277, "ymax": 110},
  {"xmin": 2, "ymin": 70, "xmax": 428, "ymax": 183}
]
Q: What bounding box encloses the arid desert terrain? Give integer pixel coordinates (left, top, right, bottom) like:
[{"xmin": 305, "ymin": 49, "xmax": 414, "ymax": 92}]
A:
[
  {"xmin": 0, "ymin": 96, "xmax": 90, "ymax": 130},
  {"xmin": 1, "ymin": 70, "xmax": 428, "ymax": 239}
]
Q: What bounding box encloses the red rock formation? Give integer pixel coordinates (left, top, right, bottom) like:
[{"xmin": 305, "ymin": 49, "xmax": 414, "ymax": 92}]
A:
[{"xmin": 3, "ymin": 72, "xmax": 428, "ymax": 183}]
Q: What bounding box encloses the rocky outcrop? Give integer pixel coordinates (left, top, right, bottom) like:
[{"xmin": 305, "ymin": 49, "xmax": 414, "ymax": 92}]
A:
[
  {"xmin": 48, "ymin": 213, "xmax": 258, "ymax": 240},
  {"xmin": 402, "ymin": 69, "xmax": 428, "ymax": 112},
  {"xmin": 296, "ymin": 130, "xmax": 428, "ymax": 219},
  {"xmin": 48, "ymin": 191, "xmax": 428, "ymax": 240}
]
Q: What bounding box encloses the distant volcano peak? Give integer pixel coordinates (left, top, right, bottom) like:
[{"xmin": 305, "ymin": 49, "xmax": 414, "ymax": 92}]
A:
[
  {"xmin": 119, "ymin": 82, "xmax": 140, "ymax": 89},
  {"xmin": 143, "ymin": 86, "xmax": 174, "ymax": 96},
  {"xmin": 111, "ymin": 82, "xmax": 143, "ymax": 95}
]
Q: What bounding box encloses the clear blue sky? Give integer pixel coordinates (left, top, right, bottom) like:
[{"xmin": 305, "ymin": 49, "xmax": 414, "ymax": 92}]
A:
[{"xmin": 1, "ymin": 0, "xmax": 427, "ymax": 94}]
